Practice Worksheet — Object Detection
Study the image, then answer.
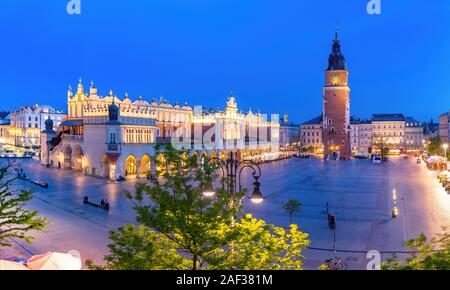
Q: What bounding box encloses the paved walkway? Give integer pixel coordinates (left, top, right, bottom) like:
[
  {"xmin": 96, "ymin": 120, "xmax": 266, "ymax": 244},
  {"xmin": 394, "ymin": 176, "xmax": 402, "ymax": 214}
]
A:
[{"xmin": 1, "ymin": 157, "xmax": 449, "ymax": 269}]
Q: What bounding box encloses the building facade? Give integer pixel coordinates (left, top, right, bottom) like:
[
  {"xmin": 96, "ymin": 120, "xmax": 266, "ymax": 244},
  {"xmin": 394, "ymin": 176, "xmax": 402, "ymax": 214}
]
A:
[
  {"xmin": 42, "ymin": 82, "xmax": 161, "ymax": 181},
  {"xmin": 279, "ymin": 114, "xmax": 300, "ymax": 151},
  {"xmin": 350, "ymin": 118, "xmax": 372, "ymax": 156},
  {"xmin": 190, "ymin": 95, "xmax": 280, "ymax": 161},
  {"xmin": 405, "ymin": 117, "xmax": 424, "ymax": 153},
  {"xmin": 439, "ymin": 112, "xmax": 449, "ymax": 142},
  {"xmin": 0, "ymin": 112, "xmax": 11, "ymax": 145},
  {"xmin": 10, "ymin": 105, "xmax": 66, "ymax": 148},
  {"xmin": 301, "ymin": 113, "xmax": 424, "ymax": 156},
  {"xmin": 322, "ymin": 30, "xmax": 351, "ymax": 160},
  {"xmin": 41, "ymin": 81, "xmax": 280, "ymax": 180},
  {"xmin": 371, "ymin": 114, "xmax": 406, "ymax": 154},
  {"xmin": 300, "ymin": 115, "xmax": 323, "ymax": 152}
]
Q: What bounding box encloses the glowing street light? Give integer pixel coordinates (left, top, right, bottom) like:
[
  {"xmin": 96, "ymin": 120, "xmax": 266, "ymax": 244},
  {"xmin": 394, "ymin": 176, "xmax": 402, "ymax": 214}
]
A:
[
  {"xmin": 205, "ymin": 152, "xmax": 264, "ymax": 205},
  {"xmin": 392, "ymin": 206, "xmax": 399, "ymax": 218},
  {"xmin": 202, "ymin": 184, "xmax": 216, "ymax": 198},
  {"xmin": 444, "ymin": 143, "xmax": 449, "ymax": 169},
  {"xmin": 250, "ymin": 180, "xmax": 264, "ymax": 204}
]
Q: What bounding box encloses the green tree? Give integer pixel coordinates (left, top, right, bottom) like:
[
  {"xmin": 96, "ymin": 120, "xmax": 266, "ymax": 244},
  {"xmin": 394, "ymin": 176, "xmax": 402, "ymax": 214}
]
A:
[
  {"xmin": 382, "ymin": 229, "xmax": 450, "ymax": 270},
  {"xmin": 127, "ymin": 144, "xmax": 243, "ymax": 270},
  {"xmin": 373, "ymin": 137, "xmax": 390, "ymax": 160},
  {"xmin": 427, "ymin": 137, "xmax": 442, "ymax": 156},
  {"xmin": 210, "ymin": 214, "xmax": 310, "ymax": 270},
  {"xmin": 282, "ymin": 199, "xmax": 302, "ymax": 225},
  {"xmin": 91, "ymin": 145, "xmax": 310, "ymax": 270},
  {"xmin": 0, "ymin": 163, "xmax": 48, "ymax": 249},
  {"xmin": 87, "ymin": 224, "xmax": 191, "ymax": 270},
  {"xmin": 427, "ymin": 137, "xmax": 449, "ymax": 160}
]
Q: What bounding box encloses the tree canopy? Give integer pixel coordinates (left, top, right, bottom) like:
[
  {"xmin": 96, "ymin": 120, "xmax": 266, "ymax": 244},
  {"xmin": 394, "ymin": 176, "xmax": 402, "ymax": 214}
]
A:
[
  {"xmin": 0, "ymin": 163, "xmax": 48, "ymax": 249},
  {"xmin": 382, "ymin": 229, "xmax": 450, "ymax": 270},
  {"xmin": 90, "ymin": 145, "xmax": 310, "ymax": 270}
]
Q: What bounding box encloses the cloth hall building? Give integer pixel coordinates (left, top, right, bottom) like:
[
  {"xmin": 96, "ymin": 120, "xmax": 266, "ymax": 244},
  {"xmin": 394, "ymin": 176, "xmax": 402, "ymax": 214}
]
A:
[{"xmin": 40, "ymin": 80, "xmax": 279, "ymax": 181}]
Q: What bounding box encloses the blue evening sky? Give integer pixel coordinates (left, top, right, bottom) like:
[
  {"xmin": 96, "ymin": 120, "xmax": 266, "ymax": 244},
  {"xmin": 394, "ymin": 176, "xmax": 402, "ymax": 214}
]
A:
[{"xmin": 0, "ymin": 0, "xmax": 449, "ymax": 123}]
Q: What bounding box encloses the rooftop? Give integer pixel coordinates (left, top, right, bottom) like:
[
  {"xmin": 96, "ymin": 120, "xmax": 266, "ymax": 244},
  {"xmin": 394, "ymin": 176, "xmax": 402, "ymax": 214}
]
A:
[
  {"xmin": 301, "ymin": 114, "xmax": 323, "ymax": 125},
  {"xmin": 405, "ymin": 117, "xmax": 422, "ymax": 127},
  {"xmin": 371, "ymin": 114, "xmax": 405, "ymax": 122},
  {"xmin": 350, "ymin": 117, "xmax": 371, "ymax": 125},
  {"xmin": 0, "ymin": 112, "xmax": 9, "ymax": 120}
]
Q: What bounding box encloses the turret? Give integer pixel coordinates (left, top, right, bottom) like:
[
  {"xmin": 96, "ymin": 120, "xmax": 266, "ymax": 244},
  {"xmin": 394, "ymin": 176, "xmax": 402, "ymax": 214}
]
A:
[
  {"xmin": 67, "ymin": 85, "xmax": 73, "ymax": 99},
  {"xmin": 77, "ymin": 78, "xmax": 84, "ymax": 94},
  {"xmin": 90, "ymin": 81, "xmax": 97, "ymax": 97},
  {"xmin": 283, "ymin": 113, "xmax": 289, "ymax": 124}
]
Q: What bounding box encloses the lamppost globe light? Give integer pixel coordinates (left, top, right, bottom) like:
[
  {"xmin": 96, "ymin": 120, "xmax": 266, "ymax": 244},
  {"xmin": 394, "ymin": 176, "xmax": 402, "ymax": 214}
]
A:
[
  {"xmin": 202, "ymin": 184, "xmax": 216, "ymax": 198},
  {"xmin": 250, "ymin": 180, "xmax": 264, "ymax": 204},
  {"xmin": 443, "ymin": 143, "xmax": 449, "ymax": 150}
]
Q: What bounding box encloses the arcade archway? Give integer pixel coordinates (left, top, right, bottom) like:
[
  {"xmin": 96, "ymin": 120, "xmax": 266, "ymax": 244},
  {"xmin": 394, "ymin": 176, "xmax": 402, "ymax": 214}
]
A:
[
  {"xmin": 124, "ymin": 155, "xmax": 137, "ymax": 177},
  {"xmin": 140, "ymin": 154, "xmax": 152, "ymax": 178},
  {"xmin": 63, "ymin": 145, "xmax": 72, "ymax": 170}
]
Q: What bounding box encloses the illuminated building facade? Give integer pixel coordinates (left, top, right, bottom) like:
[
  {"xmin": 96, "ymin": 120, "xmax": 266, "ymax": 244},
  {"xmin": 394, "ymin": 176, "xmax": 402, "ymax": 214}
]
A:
[
  {"xmin": 10, "ymin": 105, "xmax": 65, "ymax": 148},
  {"xmin": 405, "ymin": 117, "xmax": 424, "ymax": 153},
  {"xmin": 350, "ymin": 118, "xmax": 372, "ymax": 156},
  {"xmin": 300, "ymin": 115, "xmax": 323, "ymax": 153},
  {"xmin": 279, "ymin": 114, "xmax": 300, "ymax": 152},
  {"xmin": 0, "ymin": 112, "xmax": 12, "ymax": 145},
  {"xmin": 40, "ymin": 80, "xmax": 280, "ymax": 180},
  {"xmin": 41, "ymin": 81, "xmax": 165, "ymax": 181},
  {"xmin": 189, "ymin": 95, "xmax": 280, "ymax": 161},
  {"xmin": 371, "ymin": 114, "xmax": 406, "ymax": 154},
  {"xmin": 439, "ymin": 112, "xmax": 449, "ymax": 142}
]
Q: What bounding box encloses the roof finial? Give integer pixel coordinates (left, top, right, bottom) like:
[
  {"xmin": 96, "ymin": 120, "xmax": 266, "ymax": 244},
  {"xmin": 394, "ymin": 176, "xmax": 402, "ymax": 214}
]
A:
[{"xmin": 335, "ymin": 23, "xmax": 339, "ymax": 41}]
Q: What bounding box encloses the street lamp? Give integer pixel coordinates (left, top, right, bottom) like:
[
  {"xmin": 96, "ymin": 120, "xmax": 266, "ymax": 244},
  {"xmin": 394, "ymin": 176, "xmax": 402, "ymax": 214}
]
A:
[
  {"xmin": 202, "ymin": 152, "xmax": 264, "ymax": 204},
  {"xmin": 443, "ymin": 143, "xmax": 449, "ymax": 169},
  {"xmin": 202, "ymin": 184, "xmax": 215, "ymax": 198},
  {"xmin": 250, "ymin": 180, "xmax": 264, "ymax": 204}
]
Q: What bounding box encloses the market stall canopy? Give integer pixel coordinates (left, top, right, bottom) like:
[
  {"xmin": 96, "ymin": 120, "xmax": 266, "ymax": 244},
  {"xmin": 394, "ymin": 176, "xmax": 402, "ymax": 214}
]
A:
[
  {"xmin": 427, "ymin": 156, "xmax": 446, "ymax": 163},
  {"xmin": 0, "ymin": 260, "xmax": 30, "ymax": 270},
  {"xmin": 27, "ymin": 252, "xmax": 82, "ymax": 270}
]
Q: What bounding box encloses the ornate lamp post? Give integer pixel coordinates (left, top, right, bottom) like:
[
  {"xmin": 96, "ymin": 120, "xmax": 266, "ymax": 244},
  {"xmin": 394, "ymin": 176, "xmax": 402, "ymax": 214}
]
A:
[{"xmin": 202, "ymin": 152, "xmax": 264, "ymax": 204}]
